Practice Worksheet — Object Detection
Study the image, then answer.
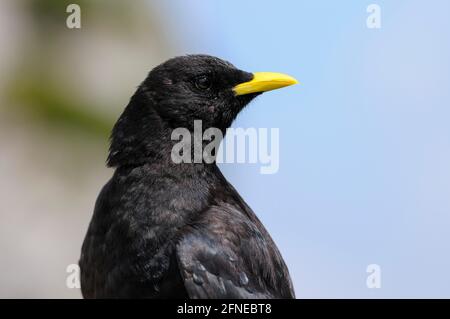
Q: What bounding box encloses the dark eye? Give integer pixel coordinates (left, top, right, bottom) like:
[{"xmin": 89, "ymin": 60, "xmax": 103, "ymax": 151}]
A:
[{"xmin": 194, "ymin": 75, "xmax": 212, "ymax": 90}]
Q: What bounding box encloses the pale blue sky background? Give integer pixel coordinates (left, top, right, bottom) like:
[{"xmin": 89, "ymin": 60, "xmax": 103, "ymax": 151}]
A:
[{"xmin": 155, "ymin": 0, "xmax": 450, "ymax": 298}]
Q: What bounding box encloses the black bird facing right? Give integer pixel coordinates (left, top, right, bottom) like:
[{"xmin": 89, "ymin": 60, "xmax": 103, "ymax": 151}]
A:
[{"xmin": 79, "ymin": 55, "xmax": 298, "ymax": 298}]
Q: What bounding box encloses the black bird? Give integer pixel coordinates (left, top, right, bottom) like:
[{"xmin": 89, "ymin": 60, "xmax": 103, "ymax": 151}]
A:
[{"xmin": 80, "ymin": 55, "xmax": 298, "ymax": 298}]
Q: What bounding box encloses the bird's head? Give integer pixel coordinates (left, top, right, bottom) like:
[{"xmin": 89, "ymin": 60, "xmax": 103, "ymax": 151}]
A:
[{"xmin": 108, "ymin": 55, "xmax": 297, "ymax": 167}]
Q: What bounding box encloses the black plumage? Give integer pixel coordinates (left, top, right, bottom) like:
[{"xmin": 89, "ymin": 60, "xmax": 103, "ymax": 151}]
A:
[{"xmin": 79, "ymin": 55, "xmax": 296, "ymax": 298}]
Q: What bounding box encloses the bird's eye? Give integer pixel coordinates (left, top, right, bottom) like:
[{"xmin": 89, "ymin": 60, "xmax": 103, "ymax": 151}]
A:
[{"xmin": 194, "ymin": 75, "xmax": 212, "ymax": 90}]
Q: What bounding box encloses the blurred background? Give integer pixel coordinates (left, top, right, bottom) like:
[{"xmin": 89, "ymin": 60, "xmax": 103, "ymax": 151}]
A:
[{"xmin": 0, "ymin": 0, "xmax": 449, "ymax": 298}]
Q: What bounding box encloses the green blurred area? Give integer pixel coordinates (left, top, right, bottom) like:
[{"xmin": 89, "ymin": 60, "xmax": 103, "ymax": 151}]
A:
[
  {"xmin": 4, "ymin": 0, "xmax": 168, "ymax": 141},
  {"xmin": 8, "ymin": 75, "xmax": 113, "ymax": 139}
]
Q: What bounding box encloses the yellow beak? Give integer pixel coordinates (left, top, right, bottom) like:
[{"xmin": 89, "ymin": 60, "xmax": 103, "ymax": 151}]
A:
[{"xmin": 233, "ymin": 72, "xmax": 298, "ymax": 96}]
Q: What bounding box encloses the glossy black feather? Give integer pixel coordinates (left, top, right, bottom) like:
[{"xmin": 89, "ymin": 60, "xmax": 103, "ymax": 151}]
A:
[{"xmin": 79, "ymin": 55, "xmax": 295, "ymax": 299}]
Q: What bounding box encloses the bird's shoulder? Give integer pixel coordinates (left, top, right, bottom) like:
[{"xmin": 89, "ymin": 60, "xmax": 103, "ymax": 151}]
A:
[{"xmin": 175, "ymin": 200, "xmax": 295, "ymax": 299}]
